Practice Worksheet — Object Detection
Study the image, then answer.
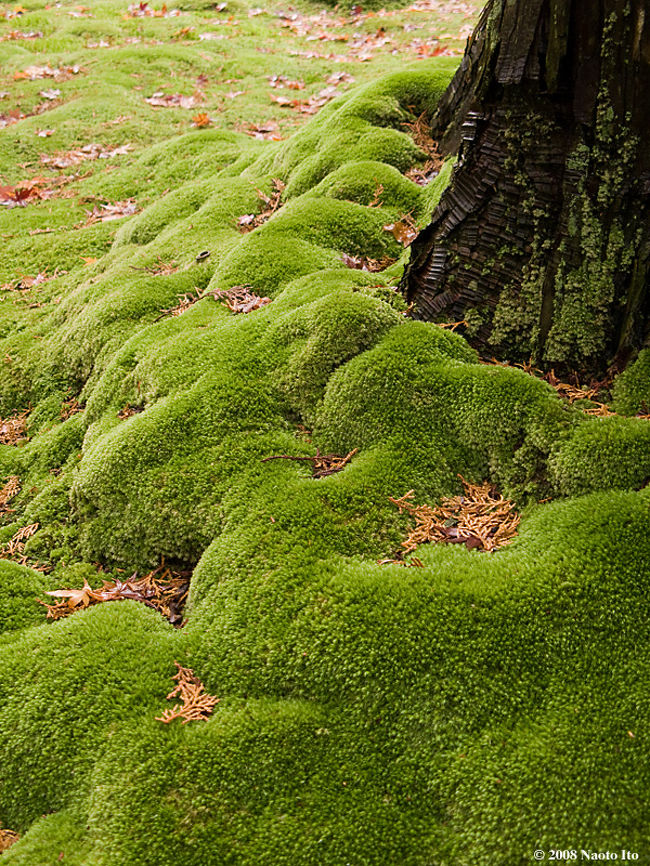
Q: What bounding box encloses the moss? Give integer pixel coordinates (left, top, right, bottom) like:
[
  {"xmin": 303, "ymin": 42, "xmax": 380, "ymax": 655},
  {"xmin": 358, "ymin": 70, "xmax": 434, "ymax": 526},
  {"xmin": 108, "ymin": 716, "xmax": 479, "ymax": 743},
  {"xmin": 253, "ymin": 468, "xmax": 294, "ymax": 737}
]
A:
[
  {"xmin": 0, "ymin": 601, "xmax": 177, "ymax": 825},
  {"xmin": 0, "ymin": 809, "xmax": 92, "ymax": 866},
  {"xmin": 1, "ymin": 16, "xmax": 649, "ymax": 863},
  {"xmin": 266, "ymin": 290, "xmax": 401, "ymax": 423},
  {"xmin": 310, "ymin": 159, "xmax": 422, "ymax": 215},
  {"xmin": 548, "ymin": 415, "xmax": 650, "ymax": 496},
  {"xmin": 612, "ymin": 348, "xmax": 650, "ymax": 415},
  {"xmin": 0, "ymin": 561, "xmax": 51, "ymax": 636}
]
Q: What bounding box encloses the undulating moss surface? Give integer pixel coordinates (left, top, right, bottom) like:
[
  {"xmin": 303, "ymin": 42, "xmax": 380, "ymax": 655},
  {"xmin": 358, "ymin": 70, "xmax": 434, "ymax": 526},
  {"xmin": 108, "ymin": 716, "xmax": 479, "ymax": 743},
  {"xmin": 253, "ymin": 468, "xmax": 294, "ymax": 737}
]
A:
[{"xmin": 1, "ymin": 1, "xmax": 649, "ymax": 864}]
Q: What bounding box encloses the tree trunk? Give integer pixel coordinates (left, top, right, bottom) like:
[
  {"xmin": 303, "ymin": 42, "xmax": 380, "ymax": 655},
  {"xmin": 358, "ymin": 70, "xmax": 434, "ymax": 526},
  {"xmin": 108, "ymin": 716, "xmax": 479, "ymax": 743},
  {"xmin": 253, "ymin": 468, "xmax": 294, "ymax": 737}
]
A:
[{"xmin": 402, "ymin": 0, "xmax": 650, "ymax": 376}]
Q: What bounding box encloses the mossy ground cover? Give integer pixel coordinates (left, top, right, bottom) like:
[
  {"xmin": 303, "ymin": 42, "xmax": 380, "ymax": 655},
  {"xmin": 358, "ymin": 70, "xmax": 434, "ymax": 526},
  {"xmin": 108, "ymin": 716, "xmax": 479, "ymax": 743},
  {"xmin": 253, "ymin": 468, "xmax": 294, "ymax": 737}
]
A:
[{"xmin": 1, "ymin": 0, "xmax": 650, "ymax": 863}]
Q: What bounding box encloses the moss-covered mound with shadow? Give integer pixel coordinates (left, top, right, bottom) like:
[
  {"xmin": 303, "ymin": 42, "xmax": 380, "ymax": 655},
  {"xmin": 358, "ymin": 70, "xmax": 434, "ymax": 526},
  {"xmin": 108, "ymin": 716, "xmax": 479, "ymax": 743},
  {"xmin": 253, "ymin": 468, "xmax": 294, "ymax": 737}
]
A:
[{"xmin": 1, "ymin": 22, "xmax": 650, "ymax": 866}]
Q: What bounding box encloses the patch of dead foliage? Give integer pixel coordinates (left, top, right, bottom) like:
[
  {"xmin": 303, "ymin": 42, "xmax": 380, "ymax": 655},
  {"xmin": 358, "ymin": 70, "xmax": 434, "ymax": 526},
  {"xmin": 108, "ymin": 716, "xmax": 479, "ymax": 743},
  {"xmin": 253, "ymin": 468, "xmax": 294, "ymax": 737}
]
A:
[
  {"xmin": 117, "ymin": 404, "xmax": 143, "ymax": 419},
  {"xmin": 210, "ymin": 286, "xmax": 271, "ymax": 314},
  {"xmin": 0, "ymin": 827, "xmax": 19, "ymax": 853},
  {"xmin": 0, "ymin": 410, "xmax": 29, "ymax": 445},
  {"xmin": 389, "ymin": 477, "xmax": 520, "ymax": 554},
  {"xmin": 61, "ymin": 396, "xmax": 82, "ymax": 420},
  {"xmin": 155, "ymin": 291, "xmax": 201, "ymax": 320},
  {"xmin": 436, "ymin": 319, "xmax": 468, "ymax": 331},
  {"xmin": 126, "ymin": 2, "xmax": 180, "ymax": 18},
  {"xmin": 0, "ymin": 476, "xmax": 20, "ymax": 514},
  {"xmin": 0, "ymin": 176, "xmax": 60, "ymax": 208},
  {"xmin": 2, "ymin": 522, "xmax": 39, "ymax": 558},
  {"xmin": 384, "ymin": 213, "xmax": 419, "ymax": 246},
  {"xmin": 262, "ymin": 447, "xmax": 358, "ymax": 478},
  {"xmin": 145, "ymin": 91, "xmax": 200, "ymax": 109},
  {"xmin": 156, "ymin": 661, "xmax": 220, "ymax": 724},
  {"xmin": 377, "ymin": 556, "xmax": 424, "ymax": 567},
  {"xmin": 13, "ymin": 63, "xmax": 81, "ymax": 81},
  {"xmin": 41, "ymin": 142, "xmax": 132, "ymax": 169},
  {"xmin": 80, "ymin": 199, "xmax": 138, "ymax": 226},
  {"xmin": 403, "ymin": 111, "xmax": 444, "ymax": 186},
  {"xmin": 237, "ymin": 179, "xmax": 285, "ymax": 231},
  {"xmin": 131, "ymin": 256, "xmax": 179, "ymax": 276},
  {"xmin": 341, "ymin": 252, "xmax": 396, "ymax": 272},
  {"xmin": 38, "ymin": 563, "xmax": 191, "ymax": 626},
  {"xmin": 238, "ymin": 120, "xmax": 283, "ymax": 141},
  {"xmin": 482, "ymin": 359, "xmax": 622, "ymax": 417}
]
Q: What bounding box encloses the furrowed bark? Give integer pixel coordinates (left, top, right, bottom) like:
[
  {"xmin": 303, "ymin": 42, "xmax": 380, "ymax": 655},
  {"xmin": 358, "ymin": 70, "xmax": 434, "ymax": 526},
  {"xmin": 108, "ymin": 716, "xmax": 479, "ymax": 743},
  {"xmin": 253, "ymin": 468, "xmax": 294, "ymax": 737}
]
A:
[{"xmin": 402, "ymin": 0, "xmax": 650, "ymax": 375}]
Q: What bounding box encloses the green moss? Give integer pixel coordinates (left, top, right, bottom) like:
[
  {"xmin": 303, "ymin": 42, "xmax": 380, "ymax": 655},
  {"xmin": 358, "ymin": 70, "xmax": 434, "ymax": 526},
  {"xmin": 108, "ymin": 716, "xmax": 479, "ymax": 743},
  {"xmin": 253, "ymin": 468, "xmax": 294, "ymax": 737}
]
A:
[
  {"xmin": 0, "ymin": 561, "xmax": 51, "ymax": 636},
  {"xmin": 1, "ymin": 15, "xmax": 649, "ymax": 862},
  {"xmin": 612, "ymin": 348, "xmax": 650, "ymax": 415}
]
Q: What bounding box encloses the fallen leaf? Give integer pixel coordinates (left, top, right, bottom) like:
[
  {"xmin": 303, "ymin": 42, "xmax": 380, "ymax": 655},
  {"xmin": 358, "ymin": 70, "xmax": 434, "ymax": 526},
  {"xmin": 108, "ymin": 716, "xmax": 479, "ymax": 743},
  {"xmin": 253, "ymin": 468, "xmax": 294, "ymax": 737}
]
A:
[
  {"xmin": 384, "ymin": 213, "xmax": 419, "ymax": 246},
  {"xmin": 80, "ymin": 199, "xmax": 138, "ymax": 225},
  {"xmin": 41, "ymin": 142, "xmax": 133, "ymax": 169},
  {"xmin": 145, "ymin": 91, "xmax": 200, "ymax": 109}
]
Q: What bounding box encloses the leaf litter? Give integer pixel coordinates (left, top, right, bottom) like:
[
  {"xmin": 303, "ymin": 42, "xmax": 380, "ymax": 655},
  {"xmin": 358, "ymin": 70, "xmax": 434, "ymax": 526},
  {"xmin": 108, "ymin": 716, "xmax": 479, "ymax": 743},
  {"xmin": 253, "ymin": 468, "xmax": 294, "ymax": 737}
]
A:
[
  {"xmin": 262, "ymin": 447, "xmax": 358, "ymax": 478},
  {"xmin": 0, "ymin": 410, "xmax": 29, "ymax": 445},
  {"xmin": 0, "ymin": 827, "xmax": 19, "ymax": 853},
  {"xmin": 237, "ymin": 178, "xmax": 285, "ymax": 231},
  {"xmin": 38, "ymin": 562, "xmax": 191, "ymax": 626},
  {"xmin": 210, "ymin": 285, "xmax": 272, "ymax": 314},
  {"xmin": 389, "ymin": 476, "xmax": 520, "ymax": 555},
  {"xmin": 156, "ymin": 661, "xmax": 220, "ymax": 724},
  {"xmin": 0, "ymin": 476, "xmax": 20, "ymax": 514},
  {"xmin": 40, "ymin": 142, "xmax": 133, "ymax": 169}
]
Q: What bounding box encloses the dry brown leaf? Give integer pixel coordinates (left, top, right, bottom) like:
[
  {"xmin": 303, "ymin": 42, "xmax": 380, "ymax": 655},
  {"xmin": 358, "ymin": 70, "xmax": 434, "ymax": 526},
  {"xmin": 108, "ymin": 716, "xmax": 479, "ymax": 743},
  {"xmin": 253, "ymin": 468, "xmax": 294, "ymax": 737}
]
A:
[
  {"xmin": 80, "ymin": 199, "xmax": 138, "ymax": 226},
  {"xmin": 192, "ymin": 112, "xmax": 212, "ymax": 128},
  {"xmin": 146, "ymin": 91, "xmax": 200, "ymax": 109},
  {"xmin": 340, "ymin": 252, "xmax": 395, "ymax": 272},
  {"xmin": 156, "ymin": 661, "xmax": 219, "ymax": 724},
  {"xmin": 384, "ymin": 213, "xmax": 419, "ymax": 246},
  {"xmin": 237, "ymin": 179, "xmax": 285, "ymax": 232},
  {"xmin": 126, "ymin": 2, "xmax": 180, "ymax": 17},
  {"xmin": 13, "ymin": 64, "xmax": 80, "ymax": 81},
  {"xmin": 41, "ymin": 142, "xmax": 132, "ymax": 169}
]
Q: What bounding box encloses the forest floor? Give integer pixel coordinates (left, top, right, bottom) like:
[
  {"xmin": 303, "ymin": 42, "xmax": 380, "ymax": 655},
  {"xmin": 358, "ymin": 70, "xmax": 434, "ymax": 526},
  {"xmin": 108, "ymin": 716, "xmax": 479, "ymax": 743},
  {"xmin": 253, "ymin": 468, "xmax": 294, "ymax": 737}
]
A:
[{"xmin": 1, "ymin": 0, "xmax": 650, "ymax": 864}]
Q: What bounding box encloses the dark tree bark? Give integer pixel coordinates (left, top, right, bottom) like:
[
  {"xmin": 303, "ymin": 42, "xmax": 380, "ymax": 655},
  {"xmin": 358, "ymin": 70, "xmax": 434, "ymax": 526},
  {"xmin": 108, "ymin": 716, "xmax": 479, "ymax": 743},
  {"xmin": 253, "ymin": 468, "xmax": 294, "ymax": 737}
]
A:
[{"xmin": 402, "ymin": 0, "xmax": 650, "ymax": 375}]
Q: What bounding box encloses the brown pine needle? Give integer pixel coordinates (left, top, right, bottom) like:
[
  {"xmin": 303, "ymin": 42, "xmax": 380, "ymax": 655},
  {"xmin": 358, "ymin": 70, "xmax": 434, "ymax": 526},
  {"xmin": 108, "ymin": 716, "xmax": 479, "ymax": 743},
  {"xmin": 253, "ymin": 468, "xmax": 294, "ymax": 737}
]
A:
[
  {"xmin": 156, "ymin": 661, "xmax": 219, "ymax": 724},
  {"xmin": 209, "ymin": 286, "xmax": 271, "ymax": 314},
  {"xmin": 0, "ymin": 409, "xmax": 29, "ymax": 445},
  {"xmin": 0, "ymin": 827, "xmax": 19, "ymax": 852},
  {"xmin": 2, "ymin": 522, "xmax": 39, "ymax": 557},
  {"xmin": 389, "ymin": 476, "xmax": 520, "ymax": 554},
  {"xmin": 0, "ymin": 475, "xmax": 20, "ymax": 512},
  {"xmin": 262, "ymin": 448, "xmax": 357, "ymax": 478}
]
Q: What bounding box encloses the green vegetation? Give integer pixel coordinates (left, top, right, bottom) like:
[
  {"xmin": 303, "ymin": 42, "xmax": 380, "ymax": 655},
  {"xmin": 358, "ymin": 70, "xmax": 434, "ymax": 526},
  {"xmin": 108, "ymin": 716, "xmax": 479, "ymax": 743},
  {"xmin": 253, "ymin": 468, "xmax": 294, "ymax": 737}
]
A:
[{"xmin": 0, "ymin": 0, "xmax": 649, "ymax": 863}]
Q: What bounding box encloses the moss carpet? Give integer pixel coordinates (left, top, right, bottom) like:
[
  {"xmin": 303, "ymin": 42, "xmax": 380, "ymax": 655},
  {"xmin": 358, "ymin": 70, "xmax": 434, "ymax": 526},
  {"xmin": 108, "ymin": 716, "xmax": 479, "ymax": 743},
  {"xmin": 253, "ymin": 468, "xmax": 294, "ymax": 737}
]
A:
[{"xmin": 1, "ymin": 0, "xmax": 649, "ymax": 863}]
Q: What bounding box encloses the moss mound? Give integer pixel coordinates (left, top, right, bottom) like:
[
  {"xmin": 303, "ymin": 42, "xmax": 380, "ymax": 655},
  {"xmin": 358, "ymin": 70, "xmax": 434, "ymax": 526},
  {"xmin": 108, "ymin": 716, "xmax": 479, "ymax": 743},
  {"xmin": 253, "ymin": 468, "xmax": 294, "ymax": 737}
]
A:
[{"xmin": 1, "ymin": 14, "xmax": 649, "ymax": 864}]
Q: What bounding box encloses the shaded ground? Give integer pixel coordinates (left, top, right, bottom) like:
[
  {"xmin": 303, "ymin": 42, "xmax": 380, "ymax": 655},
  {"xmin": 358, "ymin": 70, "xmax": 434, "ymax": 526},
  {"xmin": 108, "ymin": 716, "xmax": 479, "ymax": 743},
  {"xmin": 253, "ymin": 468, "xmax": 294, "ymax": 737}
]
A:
[{"xmin": 1, "ymin": 1, "xmax": 650, "ymax": 864}]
